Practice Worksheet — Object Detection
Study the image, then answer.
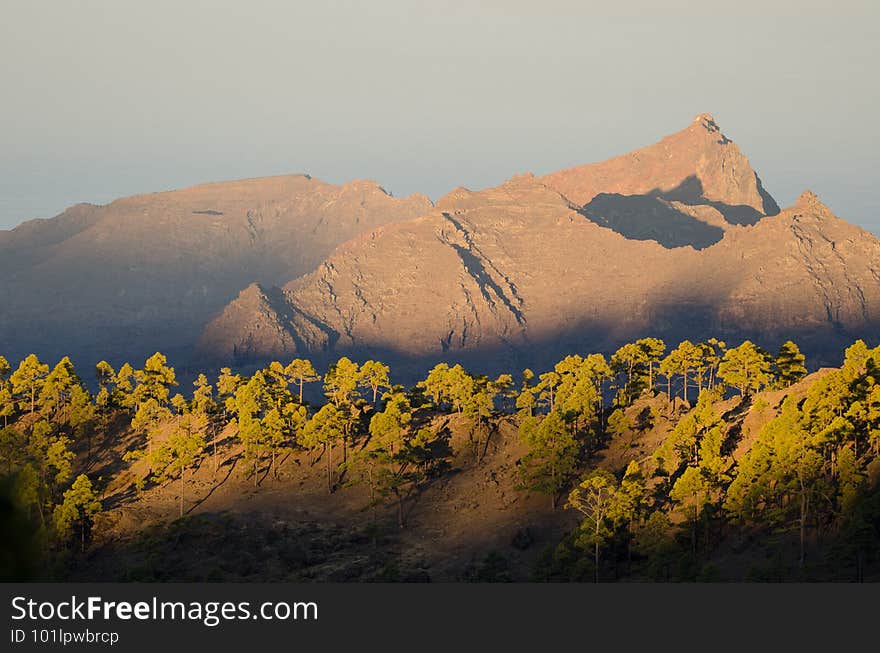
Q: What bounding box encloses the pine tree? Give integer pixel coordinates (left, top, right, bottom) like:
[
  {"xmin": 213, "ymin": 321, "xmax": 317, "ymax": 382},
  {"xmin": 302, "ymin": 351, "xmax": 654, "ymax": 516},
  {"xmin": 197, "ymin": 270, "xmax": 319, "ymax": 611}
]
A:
[
  {"xmin": 53, "ymin": 474, "xmax": 101, "ymax": 552},
  {"xmin": 114, "ymin": 363, "xmax": 137, "ymax": 410},
  {"xmin": 631, "ymin": 511, "xmax": 678, "ymax": 580},
  {"xmin": 725, "ymin": 396, "xmax": 824, "ymax": 567},
  {"xmin": 518, "ymin": 411, "xmax": 579, "ymax": 508},
  {"xmin": 133, "ymin": 352, "xmax": 177, "ymax": 407},
  {"xmin": 637, "ymin": 337, "xmax": 667, "ymax": 394},
  {"xmin": 214, "ymin": 367, "xmax": 242, "ymax": 423},
  {"xmin": 38, "ymin": 357, "xmax": 80, "ymax": 419},
  {"xmin": 148, "ymin": 413, "xmax": 207, "ymax": 517},
  {"xmin": 324, "ymin": 357, "xmax": 361, "ymax": 408},
  {"xmin": 611, "ymin": 342, "xmax": 650, "ymax": 405},
  {"xmin": 0, "ymin": 425, "xmax": 26, "ymax": 475},
  {"xmin": 567, "ymin": 469, "xmax": 621, "ymax": 582},
  {"xmin": 718, "ymin": 340, "xmax": 772, "ymax": 396},
  {"xmin": 368, "ymin": 391, "xmax": 412, "ymax": 454},
  {"xmin": 359, "ymin": 360, "xmax": 391, "ymax": 405},
  {"xmin": 95, "ymin": 360, "xmax": 116, "ymax": 407},
  {"xmin": 659, "ymin": 341, "xmax": 703, "ymax": 403},
  {"xmin": 697, "ymin": 338, "xmax": 726, "ymax": 390},
  {"xmin": 229, "ymin": 373, "xmax": 271, "ymax": 484},
  {"xmin": 302, "ymin": 403, "xmax": 346, "ymax": 493},
  {"xmin": 612, "ymin": 460, "xmax": 647, "ymax": 552},
  {"xmin": 606, "ymin": 409, "xmax": 632, "ymax": 443},
  {"xmin": 515, "ymin": 382, "xmax": 536, "ymax": 418},
  {"xmin": 670, "ymin": 466, "xmax": 710, "ymax": 555},
  {"xmin": 775, "ymin": 340, "xmax": 807, "ymax": 387},
  {"xmin": 10, "ymin": 354, "xmax": 49, "ymax": 415},
  {"xmin": 192, "ymin": 374, "xmax": 215, "ymax": 414},
  {"xmin": 420, "ymin": 363, "xmax": 452, "ymax": 408},
  {"xmin": 0, "ymin": 356, "xmax": 14, "ymax": 427},
  {"xmin": 284, "ymin": 359, "xmax": 320, "ymax": 404}
]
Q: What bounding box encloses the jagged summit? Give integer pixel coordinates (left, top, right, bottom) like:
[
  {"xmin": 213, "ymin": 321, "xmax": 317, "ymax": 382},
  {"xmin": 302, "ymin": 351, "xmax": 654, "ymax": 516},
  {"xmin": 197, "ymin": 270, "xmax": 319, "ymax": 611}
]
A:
[
  {"xmin": 786, "ymin": 190, "xmax": 841, "ymax": 226},
  {"xmin": 796, "ymin": 189, "xmax": 825, "ymax": 208},
  {"xmin": 693, "ymin": 112, "xmax": 721, "ymax": 132},
  {"xmin": 539, "ymin": 114, "xmax": 780, "ymax": 225}
]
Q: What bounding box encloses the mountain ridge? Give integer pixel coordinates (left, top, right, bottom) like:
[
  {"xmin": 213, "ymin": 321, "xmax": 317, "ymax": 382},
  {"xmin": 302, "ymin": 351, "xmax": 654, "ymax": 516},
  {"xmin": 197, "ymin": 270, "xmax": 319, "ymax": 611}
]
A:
[
  {"xmin": 196, "ymin": 131, "xmax": 880, "ymax": 375},
  {"xmin": 3, "ymin": 114, "xmax": 878, "ymax": 379},
  {"xmin": 0, "ymin": 174, "xmax": 432, "ymax": 368}
]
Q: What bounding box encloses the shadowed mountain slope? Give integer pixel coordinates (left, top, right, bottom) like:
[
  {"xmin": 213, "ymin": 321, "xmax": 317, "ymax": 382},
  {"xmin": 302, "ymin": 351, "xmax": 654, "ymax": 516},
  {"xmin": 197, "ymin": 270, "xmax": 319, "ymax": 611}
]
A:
[{"xmin": 0, "ymin": 175, "xmax": 431, "ymax": 367}]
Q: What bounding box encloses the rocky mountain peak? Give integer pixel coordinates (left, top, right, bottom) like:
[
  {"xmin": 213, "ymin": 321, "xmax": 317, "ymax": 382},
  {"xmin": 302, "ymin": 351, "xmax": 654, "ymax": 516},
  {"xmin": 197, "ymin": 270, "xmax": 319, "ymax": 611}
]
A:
[
  {"xmin": 790, "ymin": 189, "xmax": 839, "ymax": 223},
  {"xmin": 693, "ymin": 112, "xmax": 720, "ymax": 132},
  {"xmin": 539, "ymin": 114, "xmax": 779, "ymax": 221},
  {"xmin": 796, "ymin": 189, "xmax": 822, "ymax": 207}
]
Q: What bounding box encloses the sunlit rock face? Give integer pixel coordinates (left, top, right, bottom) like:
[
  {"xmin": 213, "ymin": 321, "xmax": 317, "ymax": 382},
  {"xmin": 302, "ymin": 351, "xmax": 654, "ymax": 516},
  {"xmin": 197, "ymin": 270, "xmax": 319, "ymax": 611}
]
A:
[{"xmin": 198, "ymin": 117, "xmax": 880, "ymax": 376}]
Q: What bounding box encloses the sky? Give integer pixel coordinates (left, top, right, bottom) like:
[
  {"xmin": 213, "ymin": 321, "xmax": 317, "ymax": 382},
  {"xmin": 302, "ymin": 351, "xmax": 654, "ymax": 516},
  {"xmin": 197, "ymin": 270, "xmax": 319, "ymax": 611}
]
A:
[{"xmin": 1, "ymin": 1, "xmax": 878, "ymax": 231}]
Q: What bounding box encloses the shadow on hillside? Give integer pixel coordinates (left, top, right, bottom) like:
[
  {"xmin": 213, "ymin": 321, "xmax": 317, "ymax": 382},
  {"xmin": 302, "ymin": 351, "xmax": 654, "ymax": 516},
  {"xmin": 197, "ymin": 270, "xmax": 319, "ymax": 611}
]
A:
[
  {"xmin": 582, "ymin": 193, "xmax": 725, "ymax": 249},
  {"xmin": 579, "ymin": 175, "xmax": 776, "ymax": 250}
]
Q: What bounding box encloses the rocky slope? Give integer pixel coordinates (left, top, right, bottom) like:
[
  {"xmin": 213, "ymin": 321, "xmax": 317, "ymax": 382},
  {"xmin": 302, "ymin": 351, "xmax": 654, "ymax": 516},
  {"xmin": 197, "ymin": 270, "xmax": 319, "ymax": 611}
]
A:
[
  {"xmin": 0, "ymin": 175, "xmax": 431, "ymax": 368},
  {"xmin": 542, "ymin": 113, "xmax": 779, "ymax": 229},
  {"xmin": 198, "ymin": 117, "xmax": 880, "ymax": 375}
]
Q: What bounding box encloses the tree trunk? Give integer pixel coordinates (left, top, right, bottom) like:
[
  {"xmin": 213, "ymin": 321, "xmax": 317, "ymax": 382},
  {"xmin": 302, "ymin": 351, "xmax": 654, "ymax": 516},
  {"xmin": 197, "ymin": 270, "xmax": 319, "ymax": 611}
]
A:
[
  {"xmin": 594, "ymin": 518, "xmax": 600, "ymax": 584},
  {"xmin": 327, "ymin": 442, "xmax": 333, "ymax": 494},
  {"xmin": 799, "ymin": 486, "xmax": 806, "ymax": 569},
  {"xmin": 180, "ymin": 469, "xmax": 185, "ymax": 518}
]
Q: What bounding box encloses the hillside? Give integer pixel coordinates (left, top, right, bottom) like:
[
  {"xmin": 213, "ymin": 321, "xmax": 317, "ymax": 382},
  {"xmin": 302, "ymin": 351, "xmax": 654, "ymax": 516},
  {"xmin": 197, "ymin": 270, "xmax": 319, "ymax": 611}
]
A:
[
  {"xmin": 0, "ymin": 175, "xmax": 431, "ymax": 369},
  {"xmin": 21, "ymin": 349, "xmax": 875, "ymax": 583},
  {"xmin": 197, "ymin": 172, "xmax": 880, "ymax": 378}
]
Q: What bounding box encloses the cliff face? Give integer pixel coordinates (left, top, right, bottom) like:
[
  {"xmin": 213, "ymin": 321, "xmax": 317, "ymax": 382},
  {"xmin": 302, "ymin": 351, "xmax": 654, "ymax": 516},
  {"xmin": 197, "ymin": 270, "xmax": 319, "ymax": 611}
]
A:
[
  {"xmin": 198, "ymin": 175, "xmax": 880, "ymax": 375},
  {"xmin": 0, "ymin": 175, "xmax": 431, "ymax": 366}
]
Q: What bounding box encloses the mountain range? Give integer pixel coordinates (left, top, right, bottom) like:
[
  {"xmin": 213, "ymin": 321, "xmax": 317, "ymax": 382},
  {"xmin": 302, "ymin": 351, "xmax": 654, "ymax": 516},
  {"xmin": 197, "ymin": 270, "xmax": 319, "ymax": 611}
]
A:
[{"xmin": 3, "ymin": 113, "xmax": 878, "ymax": 377}]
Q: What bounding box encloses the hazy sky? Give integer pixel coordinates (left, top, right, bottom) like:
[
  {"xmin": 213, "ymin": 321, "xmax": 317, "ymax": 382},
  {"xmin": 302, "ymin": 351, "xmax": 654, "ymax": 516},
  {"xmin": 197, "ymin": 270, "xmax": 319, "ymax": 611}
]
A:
[{"xmin": 1, "ymin": 1, "xmax": 878, "ymax": 231}]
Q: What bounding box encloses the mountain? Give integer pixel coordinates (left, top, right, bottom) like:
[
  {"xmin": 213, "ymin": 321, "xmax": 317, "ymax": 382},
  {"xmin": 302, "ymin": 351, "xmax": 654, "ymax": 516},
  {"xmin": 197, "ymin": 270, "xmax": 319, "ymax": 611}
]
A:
[
  {"xmin": 542, "ymin": 113, "xmax": 779, "ymax": 215},
  {"xmin": 197, "ymin": 116, "xmax": 880, "ymax": 375},
  {"xmin": 0, "ymin": 175, "xmax": 431, "ymax": 368}
]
